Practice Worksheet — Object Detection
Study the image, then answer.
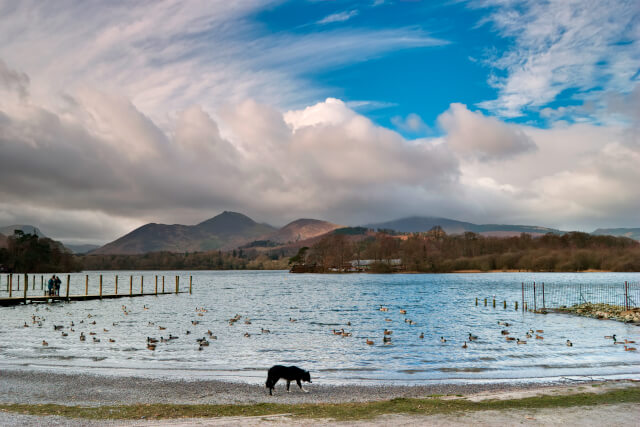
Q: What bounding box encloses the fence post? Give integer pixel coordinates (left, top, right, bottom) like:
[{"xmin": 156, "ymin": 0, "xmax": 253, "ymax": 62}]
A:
[
  {"xmin": 23, "ymin": 273, "xmax": 28, "ymax": 304},
  {"xmin": 625, "ymin": 281, "xmax": 629, "ymax": 311},
  {"xmin": 542, "ymin": 282, "xmax": 545, "ymax": 309},
  {"xmin": 533, "ymin": 282, "xmax": 537, "ymax": 312},
  {"xmin": 66, "ymin": 275, "xmax": 70, "ymax": 298}
]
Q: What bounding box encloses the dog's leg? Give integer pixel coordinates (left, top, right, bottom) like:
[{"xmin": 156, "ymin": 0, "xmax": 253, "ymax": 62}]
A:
[
  {"xmin": 297, "ymin": 379, "xmax": 309, "ymax": 393},
  {"xmin": 286, "ymin": 380, "xmax": 291, "ymax": 392}
]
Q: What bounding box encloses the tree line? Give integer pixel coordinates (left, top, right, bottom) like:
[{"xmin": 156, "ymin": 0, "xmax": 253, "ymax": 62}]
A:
[
  {"xmin": 295, "ymin": 228, "xmax": 640, "ymax": 273},
  {"xmin": 0, "ymin": 231, "xmax": 81, "ymax": 273}
]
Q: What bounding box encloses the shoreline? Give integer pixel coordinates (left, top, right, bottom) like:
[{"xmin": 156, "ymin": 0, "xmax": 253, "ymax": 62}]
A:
[{"xmin": 0, "ymin": 369, "xmax": 635, "ymax": 407}]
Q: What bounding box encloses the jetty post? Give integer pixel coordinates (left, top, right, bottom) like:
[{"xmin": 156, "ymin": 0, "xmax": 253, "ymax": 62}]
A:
[
  {"xmin": 140, "ymin": 276, "xmax": 143, "ymax": 294},
  {"xmin": 475, "ymin": 297, "xmax": 478, "ymax": 306},
  {"xmin": 66, "ymin": 275, "xmax": 70, "ymax": 298},
  {"xmin": 23, "ymin": 273, "xmax": 28, "ymax": 304},
  {"xmin": 625, "ymin": 281, "xmax": 629, "ymax": 311},
  {"xmin": 515, "ymin": 301, "xmax": 518, "ymax": 310},
  {"xmin": 99, "ymin": 274, "xmax": 103, "ymax": 298},
  {"xmin": 32, "ymin": 275, "xmax": 35, "ymax": 290},
  {"xmin": 189, "ymin": 276, "xmax": 192, "ymax": 294},
  {"xmin": 175, "ymin": 276, "xmax": 179, "ymax": 294},
  {"xmin": 8, "ymin": 274, "xmax": 11, "ymax": 297},
  {"xmin": 521, "ymin": 282, "xmax": 524, "ymax": 312},
  {"xmin": 484, "ymin": 297, "xmax": 487, "ymax": 306},
  {"xmin": 155, "ymin": 275, "xmax": 158, "ymax": 295},
  {"xmin": 6, "ymin": 274, "xmax": 9, "ymax": 292},
  {"xmin": 41, "ymin": 275, "xmax": 43, "ymax": 290},
  {"xmin": 533, "ymin": 282, "xmax": 537, "ymax": 311},
  {"xmin": 503, "ymin": 300, "xmax": 507, "ymax": 309},
  {"xmin": 129, "ymin": 276, "xmax": 132, "ymax": 296},
  {"xmin": 542, "ymin": 282, "xmax": 545, "ymax": 309},
  {"xmin": 85, "ymin": 275, "xmax": 89, "ymax": 296},
  {"xmin": 493, "ymin": 298, "xmax": 496, "ymax": 308},
  {"xmin": 115, "ymin": 275, "xmax": 118, "ymax": 295},
  {"xmin": 162, "ymin": 276, "xmax": 165, "ymax": 293}
]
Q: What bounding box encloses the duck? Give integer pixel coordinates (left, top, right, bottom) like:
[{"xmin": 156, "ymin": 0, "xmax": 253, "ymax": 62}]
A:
[
  {"xmin": 93, "ymin": 337, "xmax": 100, "ymax": 343},
  {"xmin": 383, "ymin": 337, "xmax": 393, "ymax": 345},
  {"xmin": 244, "ymin": 319, "xmax": 252, "ymax": 325},
  {"xmin": 147, "ymin": 343, "xmax": 156, "ymax": 351},
  {"xmin": 383, "ymin": 329, "xmax": 393, "ymax": 336},
  {"xmin": 624, "ymin": 346, "xmax": 637, "ymax": 351},
  {"xmin": 191, "ymin": 320, "xmax": 199, "ymax": 325},
  {"xmin": 103, "ymin": 328, "xmax": 109, "ymax": 332},
  {"xmin": 440, "ymin": 336, "xmax": 446, "ymax": 343},
  {"xmin": 53, "ymin": 325, "xmax": 63, "ymax": 330},
  {"xmin": 528, "ymin": 329, "xmax": 534, "ymax": 334},
  {"xmin": 61, "ymin": 332, "xmax": 68, "ymax": 337},
  {"xmin": 207, "ymin": 330, "xmax": 214, "ymax": 336},
  {"xmin": 501, "ymin": 330, "xmax": 510, "ymax": 335},
  {"xmin": 385, "ymin": 318, "xmax": 392, "ymax": 322},
  {"xmin": 419, "ymin": 333, "xmax": 425, "ymax": 339},
  {"xmin": 197, "ymin": 312, "xmax": 204, "ymax": 317},
  {"xmin": 347, "ymin": 321, "xmax": 351, "ymax": 326},
  {"xmin": 89, "ymin": 332, "xmax": 96, "ymax": 336},
  {"xmin": 366, "ymin": 339, "xmax": 374, "ymax": 345},
  {"xmin": 566, "ymin": 340, "xmax": 573, "ymax": 347},
  {"xmin": 261, "ymin": 328, "xmax": 270, "ymax": 334},
  {"xmin": 506, "ymin": 336, "xmax": 516, "ymax": 341},
  {"xmin": 109, "ymin": 338, "xmax": 115, "ymax": 343},
  {"xmin": 186, "ymin": 330, "xmax": 191, "ymax": 335},
  {"xmin": 147, "ymin": 337, "xmax": 159, "ymax": 344},
  {"xmin": 289, "ymin": 318, "xmax": 297, "ymax": 322},
  {"xmin": 169, "ymin": 334, "xmax": 178, "ymax": 340},
  {"xmin": 90, "ymin": 321, "xmax": 96, "ymax": 325},
  {"xmin": 535, "ymin": 334, "xmax": 544, "ymax": 340},
  {"xmin": 158, "ymin": 326, "xmax": 166, "ymax": 330},
  {"xmin": 400, "ymin": 309, "xmax": 407, "ymax": 314},
  {"xmin": 379, "ymin": 305, "xmax": 389, "ymax": 312},
  {"xmin": 535, "ymin": 329, "xmax": 544, "ymax": 333},
  {"xmin": 79, "ymin": 333, "xmax": 86, "ymax": 341},
  {"xmin": 517, "ymin": 338, "xmax": 527, "ymax": 344},
  {"xmin": 341, "ymin": 331, "xmax": 352, "ymax": 337},
  {"xmin": 468, "ymin": 333, "xmax": 478, "ymax": 341},
  {"xmin": 42, "ymin": 340, "xmax": 48, "ymax": 346},
  {"xmin": 525, "ymin": 333, "xmax": 532, "ymax": 339},
  {"xmin": 23, "ymin": 322, "xmax": 29, "ymax": 328},
  {"xmin": 408, "ymin": 320, "xmax": 416, "ymax": 326},
  {"xmin": 624, "ymin": 339, "xmax": 636, "ymax": 344},
  {"xmin": 244, "ymin": 332, "xmax": 250, "ymax": 338},
  {"xmin": 604, "ymin": 334, "xmax": 615, "ymax": 339},
  {"xmin": 462, "ymin": 341, "xmax": 468, "ymax": 349},
  {"xmin": 332, "ymin": 329, "xmax": 342, "ymax": 335}
]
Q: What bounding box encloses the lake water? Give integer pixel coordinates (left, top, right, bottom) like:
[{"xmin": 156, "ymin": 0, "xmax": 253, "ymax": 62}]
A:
[{"xmin": 0, "ymin": 271, "xmax": 638, "ymax": 385}]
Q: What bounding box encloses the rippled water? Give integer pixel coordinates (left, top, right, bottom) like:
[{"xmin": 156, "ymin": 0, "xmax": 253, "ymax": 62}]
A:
[{"xmin": 0, "ymin": 271, "xmax": 638, "ymax": 384}]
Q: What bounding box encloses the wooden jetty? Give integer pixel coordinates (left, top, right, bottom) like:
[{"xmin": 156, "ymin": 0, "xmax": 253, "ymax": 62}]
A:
[{"xmin": 0, "ymin": 273, "xmax": 192, "ymax": 306}]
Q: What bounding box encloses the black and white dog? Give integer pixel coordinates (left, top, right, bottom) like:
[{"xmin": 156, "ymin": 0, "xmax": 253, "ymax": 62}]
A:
[{"xmin": 265, "ymin": 365, "xmax": 312, "ymax": 395}]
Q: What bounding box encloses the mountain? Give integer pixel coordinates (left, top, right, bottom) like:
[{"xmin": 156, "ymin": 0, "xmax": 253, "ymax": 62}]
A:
[
  {"xmin": 592, "ymin": 228, "xmax": 640, "ymax": 241},
  {"xmin": 91, "ymin": 211, "xmax": 276, "ymax": 255},
  {"xmin": 364, "ymin": 216, "xmax": 563, "ymax": 237},
  {"xmin": 64, "ymin": 243, "xmax": 101, "ymax": 254},
  {"xmin": 0, "ymin": 224, "xmax": 45, "ymax": 238},
  {"xmin": 266, "ymin": 219, "xmax": 342, "ymax": 244}
]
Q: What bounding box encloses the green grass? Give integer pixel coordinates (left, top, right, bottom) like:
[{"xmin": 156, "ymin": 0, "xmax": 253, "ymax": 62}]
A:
[{"xmin": 1, "ymin": 387, "xmax": 638, "ymax": 421}]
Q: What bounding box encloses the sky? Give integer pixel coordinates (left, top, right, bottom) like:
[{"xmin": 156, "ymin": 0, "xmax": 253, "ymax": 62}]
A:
[{"xmin": 0, "ymin": 0, "xmax": 638, "ymax": 245}]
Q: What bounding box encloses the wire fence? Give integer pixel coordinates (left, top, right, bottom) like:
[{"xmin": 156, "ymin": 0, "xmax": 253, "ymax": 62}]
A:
[{"xmin": 522, "ymin": 281, "xmax": 639, "ymax": 311}]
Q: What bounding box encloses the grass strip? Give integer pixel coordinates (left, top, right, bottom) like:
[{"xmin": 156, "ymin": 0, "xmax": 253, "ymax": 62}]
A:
[{"xmin": 0, "ymin": 386, "xmax": 638, "ymax": 421}]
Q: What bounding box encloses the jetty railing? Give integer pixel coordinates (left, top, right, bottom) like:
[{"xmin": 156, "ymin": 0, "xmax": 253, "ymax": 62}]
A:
[
  {"xmin": 521, "ymin": 281, "xmax": 639, "ymax": 311},
  {"xmin": 0, "ymin": 273, "xmax": 193, "ymax": 306}
]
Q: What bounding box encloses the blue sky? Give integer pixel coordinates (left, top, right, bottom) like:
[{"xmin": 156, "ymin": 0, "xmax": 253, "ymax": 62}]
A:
[{"xmin": 0, "ymin": 0, "xmax": 638, "ymax": 243}]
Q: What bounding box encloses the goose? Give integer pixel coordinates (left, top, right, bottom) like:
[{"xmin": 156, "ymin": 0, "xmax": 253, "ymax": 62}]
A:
[
  {"xmin": 366, "ymin": 339, "xmax": 374, "ymax": 345},
  {"xmin": 624, "ymin": 346, "xmax": 637, "ymax": 351},
  {"xmin": 440, "ymin": 336, "xmax": 446, "ymax": 343},
  {"xmin": 566, "ymin": 340, "xmax": 573, "ymax": 347},
  {"xmin": 517, "ymin": 338, "xmax": 527, "ymax": 344},
  {"xmin": 468, "ymin": 333, "xmax": 478, "ymax": 341},
  {"xmin": 462, "ymin": 341, "xmax": 468, "ymax": 349},
  {"xmin": 42, "ymin": 340, "xmax": 48, "ymax": 346},
  {"xmin": 535, "ymin": 334, "xmax": 544, "ymax": 340}
]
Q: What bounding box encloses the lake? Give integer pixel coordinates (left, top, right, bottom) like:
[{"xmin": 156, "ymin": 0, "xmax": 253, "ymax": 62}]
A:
[{"xmin": 0, "ymin": 271, "xmax": 638, "ymax": 385}]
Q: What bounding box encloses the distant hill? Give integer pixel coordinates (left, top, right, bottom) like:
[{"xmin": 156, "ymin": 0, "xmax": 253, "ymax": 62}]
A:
[
  {"xmin": 364, "ymin": 216, "xmax": 563, "ymax": 237},
  {"xmin": 592, "ymin": 228, "xmax": 640, "ymax": 241},
  {"xmin": 0, "ymin": 225, "xmax": 45, "ymax": 238},
  {"xmin": 64, "ymin": 243, "xmax": 101, "ymax": 254},
  {"xmin": 91, "ymin": 211, "xmax": 276, "ymax": 255},
  {"xmin": 266, "ymin": 219, "xmax": 341, "ymax": 244},
  {"xmin": 0, "ymin": 233, "xmax": 7, "ymax": 249}
]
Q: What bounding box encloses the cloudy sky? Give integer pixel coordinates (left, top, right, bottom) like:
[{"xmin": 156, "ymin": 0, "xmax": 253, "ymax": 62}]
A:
[{"xmin": 0, "ymin": 0, "xmax": 638, "ymax": 244}]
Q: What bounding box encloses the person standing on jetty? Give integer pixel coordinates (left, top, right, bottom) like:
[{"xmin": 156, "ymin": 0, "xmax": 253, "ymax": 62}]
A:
[
  {"xmin": 55, "ymin": 276, "xmax": 61, "ymax": 296},
  {"xmin": 47, "ymin": 276, "xmax": 54, "ymax": 296}
]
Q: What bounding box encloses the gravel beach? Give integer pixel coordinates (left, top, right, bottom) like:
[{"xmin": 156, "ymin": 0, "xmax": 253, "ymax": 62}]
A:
[{"xmin": 0, "ymin": 368, "xmax": 626, "ymax": 406}]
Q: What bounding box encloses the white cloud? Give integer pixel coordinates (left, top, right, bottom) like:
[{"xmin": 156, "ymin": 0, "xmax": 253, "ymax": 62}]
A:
[
  {"xmin": 472, "ymin": 0, "xmax": 640, "ymax": 117},
  {"xmin": 391, "ymin": 113, "xmax": 429, "ymax": 134},
  {"xmin": 317, "ymin": 10, "xmax": 359, "ymax": 25}
]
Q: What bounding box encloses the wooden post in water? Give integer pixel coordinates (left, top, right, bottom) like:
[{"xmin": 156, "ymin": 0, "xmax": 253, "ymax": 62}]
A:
[
  {"xmin": 533, "ymin": 282, "xmax": 537, "ymax": 312},
  {"xmin": 41, "ymin": 275, "xmax": 44, "ymax": 290},
  {"xmin": 515, "ymin": 301, "xmax": 518, "ymax": 310},
  {"xmin": 129, "ymin": 276, "xmax": 133, "ymax": 296},
  {"xmin": 33, "ymin": 275, "xmax": 35, "ymax": 290},
  {"xmin": 9, "ymin": 274, "xmax": 12, "ymax": 297},
  {"xmin": 162, "ymin": 276, "xmax": 165, "ymax": 293},
  {"xmin": 521, "ymin": 282, "xmax": 524, "ymax": 312},
  {"xmin": 492, "ymin": 298, "xmax": 496, "ymax": 308},
  {"xmin": 85, "ymin": 275, "xmax": 89, "ymax": 296},
  {"xmin": 475, "ymin": 297, "xmax": 478, "ymax": 306},
  {"xmin": 23, "ymin": 273, "xmax": 28, "ymax": 304},
  {"xmin": 66, "ymin": 275, "xmax": 70, "ymax": 298},
  {"xmin": 99, "ymin": 275, "xmax": 103, "ymax": 298},
  {"xmin": 503, "ymin": 300, "xmax": 507, "ymax": 309},
  {"xmin": 484, "ymin": 297, "xmax": 487, "ymax": 306},
  {"xmin": 115, "ymin": 275, "xmax": 118, "ymax": 295},
  {"xmin": 625, "ymin": 281, "xmax": 629, "ymax": 311},
  {"xmin": 189, "ymin": 276, "xmax": 192, "ymax": 294},
  {"xmin": 6, "ymin": 274, "xmax": 9, "ymax": 292},
  {"xmin": 175, "ymin": 276, "xmax": 179, "ymax": 294},
  {"xmin": 17, "ymin": 274, "xmax": 19, "ymax": 291},
  {"xmin": 524, "ymin": 302, "xmax": 528, "ymax": 311},
  {"xmin": 140, "ymin": 276, "xmax": 143, "ymax": 294},
  {"xmin": 155, "ymin": 276, "xmax": 158, "ymax": 295}
]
